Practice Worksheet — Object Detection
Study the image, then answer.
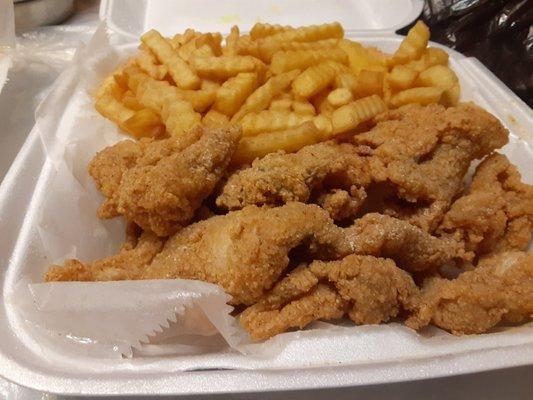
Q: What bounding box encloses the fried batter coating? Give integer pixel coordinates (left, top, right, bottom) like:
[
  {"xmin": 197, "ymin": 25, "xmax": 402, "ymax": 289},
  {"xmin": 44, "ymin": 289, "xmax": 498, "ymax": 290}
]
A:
[
  {"xmin": 216, "ymin": 141, "xmax": 374, "ymax": 212},
  {"xmin": 240, "ymin": 255, "xmax": 419, "ymax": 341},
  {"xmin": 141, "ymin": 202, "xmax": 343, "ymax": 305},
  {"xmin": 438, "ymin": 153, "xmax": 533, "ymax": 259},
  {"xmin": 89, "ymin": 130, "xmax": 202, "ymax": 218},
  {"xmin": 89, "ymin": 125, "xmax": 241, "ymax": 236},
  {"xmin": 44, "ymin": 230, "xmax": 165, "ymax": 282},
  {"xmin": 340, "ymin": 213, "xmax": 462, "ymax": 272},
  {"xmin": 316, "ymin": 187, "xmax": 367, "ymax": 221},
  {"xmin": 216, "ymin": 104, "xmax": 508, "ymax": 231},
  {"xmin": 355, "ymin": 103, "xmax": 509, "ymax": 231},
  {"xmin": 406, "ymin": 251, "xmax": 533, "ymax": 334}
]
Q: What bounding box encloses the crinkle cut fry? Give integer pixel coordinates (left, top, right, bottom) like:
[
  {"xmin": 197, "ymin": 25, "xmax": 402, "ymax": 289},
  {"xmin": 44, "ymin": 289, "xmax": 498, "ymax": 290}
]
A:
[
  {"xmin": 354, "ymin": 103, "xmax": 509, "ymax": 232},
  {"xmin": 438, "ymin": 152, "xmax": 533, "ymax": 260},
  {"xmin": 240, "ymin": 254, "xmax": 419, "ymax": 341},
  {"xmin": 406, "ymin": 251, "xmax": 533, "ymax": 334}
]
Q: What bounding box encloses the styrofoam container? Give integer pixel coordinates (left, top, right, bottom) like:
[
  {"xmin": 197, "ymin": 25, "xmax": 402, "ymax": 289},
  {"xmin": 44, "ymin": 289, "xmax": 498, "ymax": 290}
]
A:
[{"xmin": 1, "ymin": 0, "xmax": 533, "ymax": 395}]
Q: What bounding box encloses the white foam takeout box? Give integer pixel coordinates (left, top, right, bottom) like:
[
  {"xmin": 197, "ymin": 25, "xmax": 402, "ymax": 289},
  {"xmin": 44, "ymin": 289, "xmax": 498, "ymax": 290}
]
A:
[{"xmin": 1, "ymin": 0, "xmax": 533, "ymax": 396}]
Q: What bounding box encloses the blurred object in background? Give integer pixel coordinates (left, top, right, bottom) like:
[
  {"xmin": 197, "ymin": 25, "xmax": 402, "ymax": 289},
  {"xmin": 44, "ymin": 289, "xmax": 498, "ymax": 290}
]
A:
[
  {"xmin": 399, "ymin": 0, "xmax": 533, "ymax": 108},
  {"xmin": 14, "ymin": 0, "xmax": 74, "ymax": 33},
  {"xmin": 0, "ymin": 0, "xmax": 98, "ymax": 184}
]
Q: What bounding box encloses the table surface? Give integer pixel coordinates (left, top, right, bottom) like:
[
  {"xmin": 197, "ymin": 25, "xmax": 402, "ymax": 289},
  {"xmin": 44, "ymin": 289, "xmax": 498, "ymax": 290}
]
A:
[{"xmin": 1, "ymin": 1, "xmax": 532, "ymax": 398}]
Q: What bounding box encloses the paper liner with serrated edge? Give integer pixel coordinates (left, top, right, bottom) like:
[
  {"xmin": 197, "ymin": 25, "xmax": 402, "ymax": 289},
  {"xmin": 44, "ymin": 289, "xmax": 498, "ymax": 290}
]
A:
[{"xmin": 10, "ymin": 278, "xmax": 242, "ymax": 357}]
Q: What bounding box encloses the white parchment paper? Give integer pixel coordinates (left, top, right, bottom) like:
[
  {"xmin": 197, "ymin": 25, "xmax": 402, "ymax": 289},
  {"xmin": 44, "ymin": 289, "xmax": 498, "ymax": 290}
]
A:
[{"xmin": 7, "ymin": 23, "xmax": 533, "ymax": 367}]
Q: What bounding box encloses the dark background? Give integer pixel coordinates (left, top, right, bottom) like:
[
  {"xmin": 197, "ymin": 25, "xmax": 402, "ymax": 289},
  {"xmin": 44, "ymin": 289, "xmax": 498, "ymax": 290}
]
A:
[{"xmin": 399, "ymin": 0, "xmax": 533, "ymax": 108}]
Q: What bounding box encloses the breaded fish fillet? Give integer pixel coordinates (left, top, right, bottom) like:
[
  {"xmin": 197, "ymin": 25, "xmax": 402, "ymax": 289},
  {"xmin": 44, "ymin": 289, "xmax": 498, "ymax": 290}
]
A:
[
  {"xmin": 406, "ymin": 251, "xmax": 533, "ymax": 334},
  {"xmin": 438, "ymin": 152, "xmax": 533, "ymax": 260},
  {"xmin": 89, "ymin": 125, "xmax": 241, "ymax": 236},
  {"xmin": 240, "ymin": 254, "xmax": 419, "ymax": 341},
  {"xmin": 354, "ymin": 103, "xmax": 509, "ymax": 231},
  {"xmin": 141, "ymin": 202, "xmax": 343, "ymax": 305}
]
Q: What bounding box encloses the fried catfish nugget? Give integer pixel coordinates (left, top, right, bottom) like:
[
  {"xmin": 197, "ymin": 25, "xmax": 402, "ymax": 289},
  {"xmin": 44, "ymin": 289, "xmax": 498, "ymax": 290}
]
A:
[
  {"xmin": 240, "ymin": 254, "xmax": 419, "ymax": 341},
  {"xmin": 406, "ymin": 251, "xmax": 533, "ymax": 334},
  {"xmin": 216, "ymin": 141, "xmax": 374, "ymax": 216},
  {"xmin": 44, "ymin": 230, "xmax": 165, "ymax": 282},
  {"xmin": 89, "ymin": 125, "xmax": 241, "ymax": 236},
  {"xmin": 339, "ymin": 213, "xmax": 462, "ymax": 272},
  {"xmin": 355, "ymin": 103, "xmax": 509, "ymax": 231},
  {"xmin": 438, "ymin": 153, "xmax": 533, "ymax": 260},
  {"xmin": 141, "ymin": 202, "xmax": 343, "ymax": 305},
  {"xmin": 89, "ymin": 130, "xmax": 202, "ymax": 218}
]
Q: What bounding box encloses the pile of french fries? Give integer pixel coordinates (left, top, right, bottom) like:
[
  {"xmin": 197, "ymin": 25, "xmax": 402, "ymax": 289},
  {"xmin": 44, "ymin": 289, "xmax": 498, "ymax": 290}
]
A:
[{"xmin": 95, "ymin": 21, "xmax": 460, "ymax": 164}]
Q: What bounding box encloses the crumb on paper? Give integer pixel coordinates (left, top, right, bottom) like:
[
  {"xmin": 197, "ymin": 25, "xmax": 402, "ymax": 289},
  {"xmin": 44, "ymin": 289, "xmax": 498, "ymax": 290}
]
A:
[
  {"xmin": 269, "ymin": 5, "xmax": 281, "ymax": 14},
  {"xmin": 506, "ymin": 113, "xmax": 531, "ymax": 141},
  {"xmin": 219, "ymin": 14, "xmax": 242, "ymax": 24}
]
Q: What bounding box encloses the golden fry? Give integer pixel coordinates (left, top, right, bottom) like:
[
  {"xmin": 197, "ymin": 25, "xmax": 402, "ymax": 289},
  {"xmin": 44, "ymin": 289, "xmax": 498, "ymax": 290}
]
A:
[
  {"xmin": 141, "ymin": 29, "xmax": 200, "ymax": 89},
  {"xmin": 122, "ymin": 64, "xmax": 148, "ymax": 92},
  {"xmin": 192, "ymin": 56, "xmax": 265, "ymax": 80},
  {"xmin": 119, "ymin": 108, "xmax": 165, "ymax": 139},
  {"xmin": 257, "ymin": 38, "xmax": 339, "ymax": 63},
  {"xmin": 334, "ymin": 72, "xmax": 358, "ymax": 92},
  {"xmin": 292, "ymin": 99, "xmax": 316, "ymax": 115},
  {"xmin": 312, "ymin": 89, "xmax": 335, "ymax": 117},
  {"xmin": 135, "ymin": 77, "xmax": 181, "ymax": 113},
  {"xmin": 95, "ymin": 93, "xmax": 134, "ymax": 125},
  {"xmin": 241, "ymin": 110, "xmax": 314, "ymax": 136},
  {"xmin": 331, "ymin": 94, "xmax": 387, "ymax": 134},
  {"xmin": 383, "ymin": 79, "xmax": 392, "ymax": 106},
  {"xmin": 292, "ymin": 62, "xmax": 336, "ymax": 98},
  {"xmin": 262, "ymin": 22, "xmax": 343, "ymax": 44},
  {"xmin": 270, "ymin": 48, "xmax": 347, "ymax": 75},
  {"xmin": 269, "ymin": 98, "xmax": 293, "ymax": 112},
  {"xmin": 327, "ymin": 88, "xmax": 353, "ymax": 107},
  {"xmin": 134, "ymin": 74, "xmax": 215, "ymax": 113},
  {"xmin": 161, "ymin": 99, "xmax": 201, "ymax": 137},
  {"xmin": 168, "ymin": 28, "xmax": 197, "ymax": 49},
  {"xmin": 193, "ymin": 44, "xmax": 216, "ymax": 58},
  {"xmin": 136, "ymin": 49, "xmax": 168, "ymax": 80},
  {"xmin": 202, "ymin": 109, "xmax": 230, "ymax": 127},
  {"xmin": 441, "ymin": 84, "xmax": 460, "ymax": 107},
  {"xmin": 387, "ymin": 65, "xmax": 418, "ymax": 90},
  {"xmin": 121, "ymin": 91, "xmax": 144, "ymax": 111},
  {"xmin": 235, "ymin": 35, "xmax": 261, "ymax": 58},
  {"xmin": 250, "ymin": 23, "xmax": 294, "ymax": 40},
  {"xmin": 176, "ymin": 39, "xmax": 198, "ymax": 61},
  {"xmin": 201, "ymin": 80, "xmax": 221, "ymax": 90},
  {"xmin": 113, "ymin": 66, "xmax": 130, "ymax": 91},
  {"xmin": 232, "ymin": 69, "xmax": 300, "ymax": 122},
  {"xmin": 391, "ymin": 21, "xmax": 430, "ymax": 65},
  {"xmin": 356, "ymin": 69, "xmax": 385, "ymax": 97},
  {"xmin": 417, "ymin": 65, "xmax": 458, "ymax": 89},
  {"xmin": 178, "ymin": 88, "xmax": 217, "ymax": 112},
  {"xmin": 408, "ymin": 47, "xmax": 449, "ymax": 72},
  {"xmin": 223, "ymin": 26, "xmax": 240, "ymax": 56},
  {"xmin": 195, "ymin": 32, "xmax": 223, "ymax": 56},
  {"xmin": 213, "ymin": 72, "xmax": 259, "ymax": 116},
  {"xmin": 96, "ymin": 75, "xmax": 124, "ymax": 100},
  {"xmin": 390, "ymin": 86, "xmax": 444, "ymax": 108},
  {"xmin": 312, "ymin": 114, "xmax": 333, "ymax": 137},
  {"xmin": 338, "ymin": 40, "xmax": 385, "ymax": 76},
  {"xmin": 232, "ymin": 121, "xmax": 324, "ymax": 165}
]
